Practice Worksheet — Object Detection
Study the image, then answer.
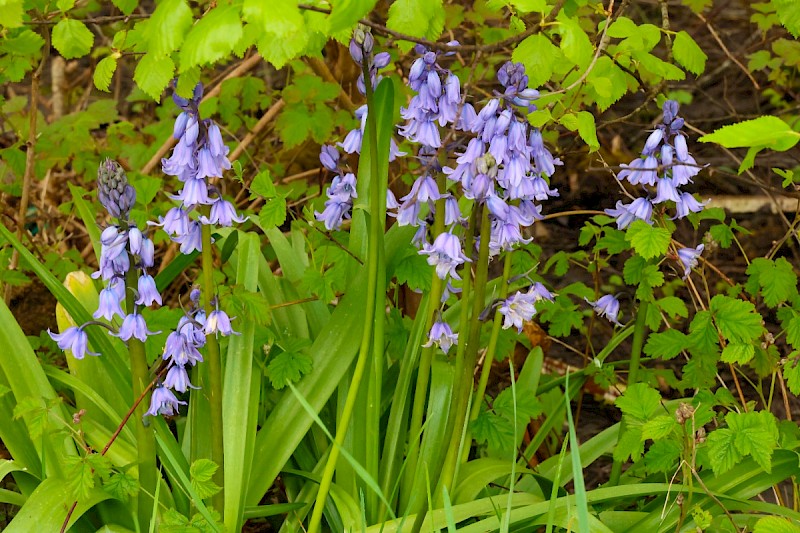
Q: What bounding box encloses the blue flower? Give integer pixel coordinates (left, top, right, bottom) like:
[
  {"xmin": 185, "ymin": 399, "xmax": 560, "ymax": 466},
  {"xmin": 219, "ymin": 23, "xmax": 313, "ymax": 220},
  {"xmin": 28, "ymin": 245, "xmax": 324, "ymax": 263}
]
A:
[
  {"xmin": 136, "ymin": 274, "xmax": 162, "ymax": 307},
  {"xmin": 145, "ymin": 385, "xmax": 186, "ymax": 418},
  {"xmin": 48, "ymin": 326, "xmax": 98, "ymax": 359},
  {"xmin": 94, "ymin": 282, "xmax": 125, "ymax": 320},
  {"xmin": 586, "ymin": 294, "xmax": 623, "ymax": 326},
  {"xmin": 677, "ymin": 244, "xmax": 704, "ymax": 279},
  {"xmin": 164, "ymin": 364, "xmax": 196, "ymax": 393},
  {"xmin": 499, "ymin": 291, "xmax": 538, "ymax": 332},
  {"xmin": 419, "ymin": 231, "xmax": 470, "ymax": 280},
  {"xmin": 422, "ymin": 320, "xmax": 458, "ymax": 354},
  {"xmin": 204, "ymin": 309, "xmax": 238, "ymax": 336},
  {"xmin": 115, "ymin": 312, "xmax": 159, "ymax": 342}
]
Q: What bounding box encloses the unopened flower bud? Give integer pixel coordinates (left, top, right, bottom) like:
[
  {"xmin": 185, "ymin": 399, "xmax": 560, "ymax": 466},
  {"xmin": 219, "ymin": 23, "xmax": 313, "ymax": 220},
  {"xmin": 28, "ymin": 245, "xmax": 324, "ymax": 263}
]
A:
[{"xmin": 97, "ymin": 159, "xmax": 136, "ymax": 219}]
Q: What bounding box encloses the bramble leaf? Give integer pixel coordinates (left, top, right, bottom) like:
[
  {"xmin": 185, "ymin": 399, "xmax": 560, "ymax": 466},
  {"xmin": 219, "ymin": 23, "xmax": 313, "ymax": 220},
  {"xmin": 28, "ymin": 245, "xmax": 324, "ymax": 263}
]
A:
[
  {"xmin": 774, "ymin": 0, "xmax": 800, "ymax": 38},
  {"xmin": 745, "ymin": 257, "xmax": 798, "ymax": 308},
  {"xmin": 720, "ymin": 342, "xmax": 755, "ymax": 364},
  {"xmin": 180, "ymin": 5, "xmax": 244, "ymax": 71},
  {"xmin": 512, "ymin": 33, "xmax": 560, "ymax": 87},
  {"xmin": 266, "ymin": 351, "xmax": 313, "ymax": 389},
  {"xmin": 52, "ymin": 18, "xmax": 94, "ymax": 59},
  {"xmin": 710, "ymin": 295, "xmax": 764, "ymax": 343},
  {"xmin": 616, "ymin": 383, "xmax": 661, "ymax": 421},
  {"xmin": 104, "ymin": 471, "xmax": 138, "ymax": 502},
  {"xmin": 641, "ymin": 415, "xmax": 677, "ymax": 440},
  {"xmin": 644, "ymin": 328, "xmax": 689, "ymax": 360},
  {"xmin": 191, "ymin": 459, "xmax": 222, "ymax": 499},
  {"xmin": 644, "ymin": 439, "xmax": 681, "ymax": 473},
  {"xmin": 754, "ymin": 516, "xmax": 800, "ymax": 533},
  {"xmin": 143, "ymin": 0, "xmax": 192, "ymax": 56},
  {"xmin": 625, "ymin": 221, "xmax": 671, "ymax": 260},
  {"xmin": 258, "ymin": 196, "xmax": 287, "ymax": 231}
]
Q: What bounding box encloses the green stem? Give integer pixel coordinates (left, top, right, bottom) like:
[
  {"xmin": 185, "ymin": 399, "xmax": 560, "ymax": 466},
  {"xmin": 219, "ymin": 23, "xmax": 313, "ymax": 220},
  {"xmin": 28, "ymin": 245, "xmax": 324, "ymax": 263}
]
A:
[
  {"xmin": 200, "ymin": 223, "xmax": 225, "ymax": 515},
  {"xmin": 401, "ymin": 174, "xmax": 446, "ymax": 511},
  {"xmin": 470, "ymin": 251, "xmax": 513, "ymax": 422},
  {"xmin": 307, "ymin": 50, "xmax": 383, "ymax": 533},
  {"xmin": 124, "ymin": 266, "xmax": 157, "ymax": 531},
  {"xmin": 608, "ymin": 299, "xmax": 649, "ymax": 486}
]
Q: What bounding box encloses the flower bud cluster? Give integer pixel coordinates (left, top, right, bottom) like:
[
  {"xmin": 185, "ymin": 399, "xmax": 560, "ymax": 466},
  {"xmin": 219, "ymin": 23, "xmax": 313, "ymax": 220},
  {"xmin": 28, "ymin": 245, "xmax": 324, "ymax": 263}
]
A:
[
  {"xmin": 606, "ymin": 100, "xmax": 707, "ymax": 228},
  {"xmin": 50, "ymin": 160, "xmax": 163, "ymax": 358}
]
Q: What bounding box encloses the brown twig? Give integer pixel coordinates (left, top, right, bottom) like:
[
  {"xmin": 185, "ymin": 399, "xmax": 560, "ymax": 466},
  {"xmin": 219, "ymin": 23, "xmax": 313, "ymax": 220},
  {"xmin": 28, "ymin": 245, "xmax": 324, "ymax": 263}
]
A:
[
  {"xmin": 140, "ymin": 53, "xmax": 264, "ymax": 175},
  {"xmin": 228, "ymin": 99, "xmax": 285, "ymax": 163},
  {"xmin": 696, "ymin": 12, "xmax": 760, "ymax": 90},
  {"xmin": 60, "ymin": 366, "xmax": 167, "ymax": 532},
  {"xmin": 4, "ymin": 28, "xmax": 49, "ymax": 304},
  {"xmin": 27, "ymin": 13, "xmax": 149, "ymax": 25}
]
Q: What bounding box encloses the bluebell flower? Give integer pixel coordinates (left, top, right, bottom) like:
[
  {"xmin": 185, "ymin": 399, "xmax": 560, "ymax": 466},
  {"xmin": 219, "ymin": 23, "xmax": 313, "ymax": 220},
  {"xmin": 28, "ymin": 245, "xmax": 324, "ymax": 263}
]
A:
[
  {"xmin": 128, "ymin": 225, "xmax": 143, "ymax": 255},
  {"xmin": 499, "ymin": 291, "xmax": 538, "ymax": 332},
  {"xmin": 586, "ymin": 294, "xmax": 623, "ymax": 326},
  {"xmin": 140, "ymin": 237, "xmax": 155, "ymax": 268},
  {"xmin": 163, "ymin": 330, "xmax": 204, "ymax": 367},
  {"xmin": 48, "ymin": 326, "xmax": 98, "ymax": 359},
  {"xmin": 419, "ymin": 231, "xmax": 470, "ymax": 280},
  {"xmin": 176, "ymin": 221, "xmax": 203, "ymax": 254},
  {"xmin": 422, "ymin": 320, "xmax": 458, "ymax": 354},
  {"xmin": 136, "ymin": 273, "xmax": 162, "ymax": 307},
  {"xmin": 202, "ymin": 198, "xmax": 247, "ymax": 226},
  {"xmin": 145, "ymin": 385, "xmax": 186, "ymax": 417},
  {"xmin": 164, "ymin": 364, "xmax": 196, "ymax": 393},
  {"xmin": 94, "ymin": 284, "xmax": 125, "ymax": 320},
  {"xmin": 677, "ymin": 244, "xmax": 704, "ymax": 279},
  {"xmin": 204, "ymin": 309, "xmax": 238, "ymax": 336},
  {"xmin": 115, "ymin": 312, "xmax": 159, "ymax": 342},
  {"xmin": 605, "ymin": 197, "xmax": 653, "ymax": 229},
  {"xmin": 673, "ymin": 192, "xmax": 707, "ymax": 219}
]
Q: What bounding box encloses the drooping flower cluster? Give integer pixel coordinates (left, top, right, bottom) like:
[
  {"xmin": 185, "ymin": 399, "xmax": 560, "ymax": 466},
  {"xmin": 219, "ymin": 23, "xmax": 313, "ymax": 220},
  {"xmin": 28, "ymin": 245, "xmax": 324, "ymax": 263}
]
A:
[
  {"xmin": 606, "ymin": 100, "xmax": 707, "ymax": 228},
  {"xmin": 586, "ymin": 294, "xmax": 623, "ymax": 326},
  {"xmin": 49, "ymin": 160, "xmax": 161, "ymax": 358},
  {"xmin": 498, "ymin": 282, "xmax": 555, "ymax": 332},
  {"xmin": 154, "ymin": 83, "xmax": 245, "ymax": 253},
  {"xmin": 316, "ymin": 29, "xmax": 399, "ymax": 231}
]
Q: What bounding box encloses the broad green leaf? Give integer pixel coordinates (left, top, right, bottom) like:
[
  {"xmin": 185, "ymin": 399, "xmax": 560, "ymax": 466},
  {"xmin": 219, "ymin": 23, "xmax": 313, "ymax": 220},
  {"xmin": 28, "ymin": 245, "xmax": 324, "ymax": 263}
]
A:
[
  {"xmin": 745, "ymin": 257, "xmax": 798, "ymax": 308},
  {"xmin": 615, "ymin": 383, "xmax": 660, "ymax": 421},
  {"xmin": 575, "ymin": 111, "xmax": 600, "ymax": 152},
  {"xmin": 786, "ymin": 314, "xmax": 800, "ymax": 349},
  {"xmin": 706, "ymin": 427, "xmax": 739, "ymax": 475},
  {"xmin": 699, "ymin": 116, "xmax": 800, "ymax": 151},
  {"xmin": 93, "ymin": 54, "xmax": 118, "ymax": 92},
  {"xmin": 57, "ymin": 0, "xmax": 75, "ymax": 11},
  {"xmin": 144, "ymin": 0, "xmax": 192, "ymax": 56},
  {"xmin": 720, "ymin": 342, "xmax": 755, "ymax": 364},
  {"xmin": 180, "ymin": 5, "xmax": 243, "ymax": 71},
  {"xmin": 4, "ymin": 477, "xmax": 110, "ymax": 532},
  {"xmin": 644, "ymin": 440, "xmax": 681, "ymax": 473},
  {"xmin": 558, "ymin": 15, "xmax": 593, "ymax": 68},
  {"xmin": 625, "ymin": 220, "xmax": 671, "ymax": 260},
  {"xmin": 0, "ymin": 0, "xmax": 24, "ymax": 28},
  {"xmin": 710, "ymin": 294, "xmax": 764, "ymax": 343},
  {"xmin": 191, "ymin": 459, "xmax": 222, "ymax": 499},
  {"xmin": 644, "ymin": 328, "xmax": 689, "ymax": 359},
  {"xmin": 727, "ymin": 411, "xmax": 779, "ymax": 473},
  {"xmin": 134, "ymin": 53, "xmax": 175, "ymax": 102},
  {"xmin": 52, "ymin": 18, "xmax": 93, "ymax": 59},
  {"xmin": 112, "ymin": 0, "xmax": 137, "ymax": 15},
  {"xmin": 249, "ymin": 169, "xmax": 276, "ymax": 199},
  {"xmin": 775, "ymin": 0, "xmax": 800, "ymax": 38},
  {"xmin": 672, "ymin": 30, "xmax": 707, "ymax": 75},
  {"xmin": 244, "ymin": 0, "xmax": 310, "ymax": 69},
  {"xmin": 641, "ymin": 415, "xmax": 676, "ymax": 441},
  {"xmin": 386, "ymin": 0, "xmax": 445, "ymax": 50},
  {"xmin": 327, "ymin": 0, "xmax": 378, "ymax": 34},
  {"xmin": 587, "ymin": 56, "xmax": 629, "ymax": 111},
  {"xmin": 512, "ymin": 33, "xmax": 560, "ymax": 87},
  {"xmin": 265, "ymin": 351, "xmax": 313, "ymax": 389},
  {"xmin": 257, "ymin": 196, "xmax": 287, "ymax": 230},
  {"xmin": 755, "ymin": 516, "xmax": 800, "ymax": 533}
]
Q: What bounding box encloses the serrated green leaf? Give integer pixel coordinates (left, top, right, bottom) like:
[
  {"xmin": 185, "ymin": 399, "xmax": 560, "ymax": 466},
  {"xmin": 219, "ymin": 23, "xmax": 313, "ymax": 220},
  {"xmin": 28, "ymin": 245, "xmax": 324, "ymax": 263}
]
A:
[
  {"xmin": 775, "ymin": 0, "xmax": 800, "ymax": 38},
  {"xmin": 786, "ymin": 313, "xmax": 800, "ymax": 349},
  {"xmin": 104, "ymin": 471, "xmax": 138, "ymax": 502},
  {"xmin": 575, "ymin": 111, "xmax": 599, "ymax": 152},
  {"xmin": 644, "ymin": 328, "xmax": 689, "ymax": 359},
  {"xmin": 258, "ymin": 196, "xmax": 287, "ymax": 230},
  {"xmin": 641, "ymin": 415, "xmax": 677, "ymax": 440},
  {"xmin": 471, "ymin": 410, "xmax": 515, "ymax": 456},
  {"xmin": 57, "ymin": 0, "xmax": 75, "ymax": 11},
  {"xmin": 656, "ymin": 296, "xmax": 688, "ymax": 319},
  {"xmin": 386, "ymin": 0, "xmax": 445, "ymax": 50},
  {"xmin": 754, "ymin": 516, "xmax": 800, "ymax": 533},
  {"xmin": 93, "ymin": 55, "xmax": 118, "ymax": 92},
  {"xmin": 720, "ymin": 342, "xmax": 755, "ymax": 364},
  {"xmin": 112, "ymin": 0, "xmax": 137, "ymax": 15},
  {"xmin": 616, "ymin": 382, "xmax": 661, "ymax": 421},
  {"xmin": 52, "ymin": 18, "xmax": 94, "ymax": 59},
  {"xmin": 180, "ymin": 5, "xmax": 243, "ymax": 71},
  {"xmin": 709, "ymin": 222, "xmax": 734, "ymax": 248},
  {"xmin": 706, "ymin": 427, "xmax": 739, "ymax": 475},
  {"xmin": 133, "ymin": 53, "xmax": 174, "ymax": 102},
  {"xmin": 613, "ymin": 424, "xmax": 644, "ymax": 462},
  {"xmin": 494, "ymin": 387, "xmax": 543, "ymax": 429},
  {"xmin": 265, "ymin": 351, "xmax": 313, "ymax": 389},
  {"xmin": 746, "ymin": 257, "xmax": 798, "ymax": 308},
  {"xmin": 625, "ymin": 220, "xmax": 671, "ymax": 260},
  {"xmin": 699, "ymin": 116, "xmax": 800, "ymax": 151},
  {"xmin": 644, "ymin": 439, "xmax": 681, "ymax": 473},
  {"xmin": 249, "ymin": 169, "xmax": 276, "ymax": 199},
  {"xmin": 191, "ymin": 459, "xmax": 222, "ymax": 499},
  {"xmin": 512, "ymin": 33, "xmax": 559, "ymax": 87},
  {"xmin": 394, "ymin": 250, "xmax": 432, "ymax": 292},
  {"xmin": 687, "ymin": 310, "xmax": 718, "ymax": 354},
  {"xmin": 144, "ymin": 0, "xmax": 192, "ymax": 56},
  {"xmin": 558, "ymin": 15, "xmax": 593, "ymax": 68},
  {"xmin": 784, "ymin": 355, "xmax": 800, "ymax": 395},
  {"xmin": 0, "ymin": 0, "xmax": 24, "ymax": 28},
  {"xmin": 537, "ymin": 296, "xmax": 583, "ymax": 337},
  {"xmin": 727, "ymin": 411, "xmax": 778, "ymax": 473},
  {"xmin": 634, "ymin": 51, "xmax": 686, "ymax": 80},
  {"xmin": 672, "ymin": 30, "xmax": 707, "ymax": 75},
  {"xmin": 587, "ymin": 56, "xmax": 630, "ymax": 111},
  {"xmin": 711, "ymin": 294, "xmax": 764, "ymax": 343}
]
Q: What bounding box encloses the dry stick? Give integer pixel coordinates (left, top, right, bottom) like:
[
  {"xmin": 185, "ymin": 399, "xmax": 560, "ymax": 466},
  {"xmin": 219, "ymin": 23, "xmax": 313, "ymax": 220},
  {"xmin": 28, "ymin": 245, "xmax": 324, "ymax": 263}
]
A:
[
  {"xmin": 5, "ymin": 29, "xmax": 49, "ymax": 304},
  {"xmin": 697, "ymin": 12, "xmax": 760, "ymax": 90},
  {"xmin": 140, "ymin": 53, "xmax": 264, "ymax": 175},
  {"xmin": 61, "ymin": 367, "xmax": 168, "ymax": 532}
]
